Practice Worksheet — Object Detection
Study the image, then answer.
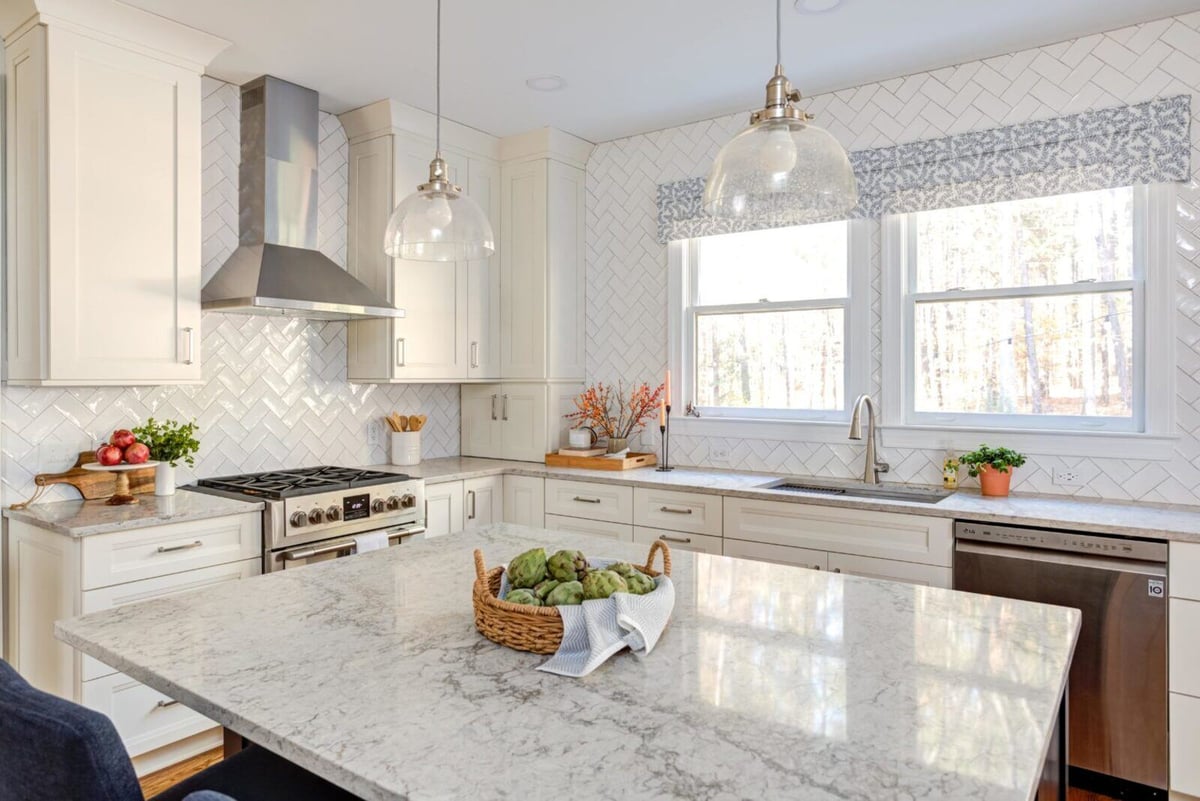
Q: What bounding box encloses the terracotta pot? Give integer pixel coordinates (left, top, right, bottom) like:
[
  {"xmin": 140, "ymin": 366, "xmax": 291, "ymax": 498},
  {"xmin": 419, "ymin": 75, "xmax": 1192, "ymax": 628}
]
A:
[{"xmin": 977, "ymin": 464, "xmax": 1013, "ymax": 497}]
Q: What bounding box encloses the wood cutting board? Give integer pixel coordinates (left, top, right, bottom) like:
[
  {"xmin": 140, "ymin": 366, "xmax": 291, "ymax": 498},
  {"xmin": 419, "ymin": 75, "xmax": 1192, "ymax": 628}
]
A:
[{"xmin": 34, "ymin": 451, "xmax": 156, "ymax": 500}]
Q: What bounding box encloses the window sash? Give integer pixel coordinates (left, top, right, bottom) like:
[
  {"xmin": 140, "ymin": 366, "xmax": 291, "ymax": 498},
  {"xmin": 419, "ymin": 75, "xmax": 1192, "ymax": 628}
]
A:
[{"xmin": 896, "ymin": 190, "xmax": 1150, "ymax": 433}]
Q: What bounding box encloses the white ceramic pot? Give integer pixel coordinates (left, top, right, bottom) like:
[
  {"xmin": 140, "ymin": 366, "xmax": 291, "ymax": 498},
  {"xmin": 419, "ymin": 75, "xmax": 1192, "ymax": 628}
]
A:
[
  {"xmin": 390, "ymin": 431, "xmax": 421, "ymax": 466},
  {"xmin": 154, "ymin": 462, "xmax": 176, "ymax": 496}
]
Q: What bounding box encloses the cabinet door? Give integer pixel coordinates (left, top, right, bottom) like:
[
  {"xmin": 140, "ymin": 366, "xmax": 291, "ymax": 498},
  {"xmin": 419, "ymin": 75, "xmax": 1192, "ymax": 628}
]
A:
[
  {"xmin": 461, "ymin": 384, "xmax": 503, "ymax": 458},
  {"xmin": 347, "ymin": 135, "xmax": 396, "ymax": 380},
  {"xmin": 544, "ymin": 514, "xmax": 633, "ymax": 542},
  {"xmin": 467, "ymin": 157, "xmax": 502, "ymax": 379},
  {"xmin": 424, "ymin": 481, "xmax": 465, "ymax": 538},
  {"xmin": 723, "ymin": 538, "xmax": 828, "ymax": 572},
  {"xmin": 1171, "ymin": 693, "xmax": 1200, "ymax": 796},
  {"xmin": 826, "ymin": 552, "xmax": 952, "ymax": 588},
  {"xmin": 500, "ymin": 160, "xmax": 548, "ymax": 379},
  {"xmin": 500, "ymin": 384, "xmax": 549, "ymax": 462},
  {"xmin": 546, "ymin": 160, "xmax": 586, "ymax": 380},
  {"xmin": 46, "ymin": 30, "xmax": 202, "ymax": 384},
  {"xmin": 463, "ymin": 476, "xmax": 504, "ymax": 530},
  {"xmin": 503, "ymin": 476, "xmax": 545, "ymax": 528},
  {"xmin": 81, "ymin": 671, "xmax": 216, "ymax": 759}
]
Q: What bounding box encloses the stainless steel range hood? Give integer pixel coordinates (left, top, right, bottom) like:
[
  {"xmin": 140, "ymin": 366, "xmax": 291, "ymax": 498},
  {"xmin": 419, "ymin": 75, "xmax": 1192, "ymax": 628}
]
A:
[{"xmin": 202, "ymin": 76, "xmax": 403, "ymax": 321}]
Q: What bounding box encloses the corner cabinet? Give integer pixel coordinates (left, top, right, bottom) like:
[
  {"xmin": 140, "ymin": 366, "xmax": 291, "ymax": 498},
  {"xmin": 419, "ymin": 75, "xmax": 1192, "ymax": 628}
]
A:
[
  {"xmin": 461, "ymin": 382, "xmax": 582, "ymax": 462},
  {"xmin": 3, "ymin": 9, "xmax": 223, "ymax": 385},
  {"xmin": 342, "ymin": 100, "xmax": 503, "ymax": 383}
]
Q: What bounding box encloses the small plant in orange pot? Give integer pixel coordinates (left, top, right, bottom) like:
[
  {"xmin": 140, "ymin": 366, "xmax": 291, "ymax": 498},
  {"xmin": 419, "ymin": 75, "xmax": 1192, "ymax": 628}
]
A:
[{"xmin": 959, "ymin": 445, "xmax": 1026, "ymax": 497}]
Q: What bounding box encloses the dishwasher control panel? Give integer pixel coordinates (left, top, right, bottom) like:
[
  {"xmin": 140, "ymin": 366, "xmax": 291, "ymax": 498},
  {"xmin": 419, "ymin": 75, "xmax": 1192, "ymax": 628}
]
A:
[{"xmin": 954, "ymin": 520, "xmax": 1168, "ymax": 563}]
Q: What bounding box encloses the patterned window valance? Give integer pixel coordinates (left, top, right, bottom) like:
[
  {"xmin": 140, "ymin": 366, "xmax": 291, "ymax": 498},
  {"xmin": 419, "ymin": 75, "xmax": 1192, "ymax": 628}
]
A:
[{"xmin": 657, "ymin": 94, "xmax": 1191, "ymax": 243}]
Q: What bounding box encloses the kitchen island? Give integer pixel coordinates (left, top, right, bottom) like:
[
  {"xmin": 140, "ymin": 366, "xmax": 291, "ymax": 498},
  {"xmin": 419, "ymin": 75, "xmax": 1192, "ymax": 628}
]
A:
[{"xmin": 56, "ymin": 523, "xmax": 1078, "ymax": 801}]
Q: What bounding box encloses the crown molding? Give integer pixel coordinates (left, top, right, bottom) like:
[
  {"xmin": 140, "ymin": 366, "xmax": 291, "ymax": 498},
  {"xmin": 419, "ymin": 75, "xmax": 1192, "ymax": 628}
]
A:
[
  {"xmin": 339, "ymin": 98, "xmax": 501, "ymax": 161},
  {"xmin": 499, "ymin": 127, "xmax": 594, "ymax": 169}
]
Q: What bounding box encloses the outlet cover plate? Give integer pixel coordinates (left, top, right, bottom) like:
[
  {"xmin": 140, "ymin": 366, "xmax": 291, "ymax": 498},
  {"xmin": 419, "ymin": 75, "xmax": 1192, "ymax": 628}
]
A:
[{"xmin": 1053, "ymin": 468, "xmax": 1084, "ymax": 487}]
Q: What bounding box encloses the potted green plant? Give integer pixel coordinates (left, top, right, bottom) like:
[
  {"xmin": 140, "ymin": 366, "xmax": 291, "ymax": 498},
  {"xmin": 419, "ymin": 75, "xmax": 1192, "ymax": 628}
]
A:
[
  {"xmin": 132, "ymin": 418, "xmax": 200, "ymax": 496},
  {"xmin": 958, "ymin": 444, "xmax": 1026, "ymax": 498}
]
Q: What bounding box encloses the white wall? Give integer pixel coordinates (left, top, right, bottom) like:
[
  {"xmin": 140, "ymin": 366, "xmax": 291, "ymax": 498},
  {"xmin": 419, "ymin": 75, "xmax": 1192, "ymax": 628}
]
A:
[
  {"xmin": 0, "ymin": 77, "xmax": 459, "ymax": 504},
  {"xmin": 586, "ymin": 12, "xmax": 1200, "ymax": 504}
]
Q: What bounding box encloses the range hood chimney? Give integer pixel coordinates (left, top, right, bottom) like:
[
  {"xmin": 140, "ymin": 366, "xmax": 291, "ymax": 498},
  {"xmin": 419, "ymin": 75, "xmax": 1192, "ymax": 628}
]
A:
[{"xmin": 202, "ymin": 76, "xmax": 403, "ymax": 320}]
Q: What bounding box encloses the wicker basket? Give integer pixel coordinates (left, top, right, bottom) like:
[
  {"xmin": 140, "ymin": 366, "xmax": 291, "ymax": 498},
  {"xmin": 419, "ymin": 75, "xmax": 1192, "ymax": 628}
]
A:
[{"xmin": 472, "ymin": 540, "xmax": 672, "ymax": 654}]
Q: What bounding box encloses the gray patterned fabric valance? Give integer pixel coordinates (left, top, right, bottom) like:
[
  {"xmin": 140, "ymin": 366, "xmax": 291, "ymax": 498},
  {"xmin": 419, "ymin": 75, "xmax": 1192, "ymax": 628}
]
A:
[{"xmin": 657, "ymin": 94, "xmax": 1191, "ymax": 243}]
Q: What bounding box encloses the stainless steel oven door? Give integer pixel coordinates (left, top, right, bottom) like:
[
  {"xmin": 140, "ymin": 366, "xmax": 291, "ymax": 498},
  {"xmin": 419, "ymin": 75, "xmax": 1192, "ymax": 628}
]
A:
[{"xmin": 269, "ymin": 524, "xmax": 426, "ymax": 572}]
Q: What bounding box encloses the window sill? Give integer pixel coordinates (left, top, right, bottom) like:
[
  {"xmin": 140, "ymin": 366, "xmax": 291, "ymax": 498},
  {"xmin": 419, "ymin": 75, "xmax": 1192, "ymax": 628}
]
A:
[{"xmin": 880, "ymin": 425, "xmax": 1177, "ymax": 461}]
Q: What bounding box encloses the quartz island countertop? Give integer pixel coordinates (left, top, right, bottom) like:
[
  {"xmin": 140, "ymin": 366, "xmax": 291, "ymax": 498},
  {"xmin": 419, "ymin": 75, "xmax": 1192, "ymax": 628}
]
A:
[
  {"xmin": 3, "ymin": 491, "xmax": 262, "ymax": 537},
  {"xmin": 375, "ymin": 456, "xmax": 1200, "ymax": 542},
  {"xmin": 57, "ymin": 524, "xmax": 1078, "ymax": 801}
]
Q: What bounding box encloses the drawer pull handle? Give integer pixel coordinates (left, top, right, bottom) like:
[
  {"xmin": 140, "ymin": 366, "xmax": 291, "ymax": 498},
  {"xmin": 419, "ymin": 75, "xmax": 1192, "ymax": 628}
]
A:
[
  {"xmin": 659, "ymin": 506, "xmax": 693, "ymax": 515},
  {"xmin": 812, "ymin": 564, "xmax": 823, "ymax": 570},
  {"xmin": 156, "ymin": 540, "xmax": 203, "ymax": 554},
  {"xmin": 154, "ymin": 699, "xmax": 181, "ymax": 709},
  {"xmin": 832, "ymin": 568, "xmax": 842, "ymax": 574},
  {"xmin": 660, "ymin": 535, "xmax": 692, "ymax": 543},
  {"xmin": 572, "ymin": 496, "xmax": 602, "ymax": 504}
]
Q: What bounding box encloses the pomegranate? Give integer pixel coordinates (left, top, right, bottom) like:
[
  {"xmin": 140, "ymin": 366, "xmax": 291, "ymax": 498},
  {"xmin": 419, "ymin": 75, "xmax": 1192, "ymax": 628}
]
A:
[
  {"xmin": 123, "ymin": 442, "xmax": 151, "ymax": 465},
  {"xmin": 110, "ymin": 429, "xmax": 136, "ymax": 449},
  {"xmin": 95, "ymin": 444, "xmax": 123, "ymax": 466}
]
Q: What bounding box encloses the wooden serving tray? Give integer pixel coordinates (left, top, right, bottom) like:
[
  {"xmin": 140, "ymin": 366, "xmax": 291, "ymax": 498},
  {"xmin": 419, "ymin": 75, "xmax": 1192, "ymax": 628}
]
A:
[
  {"xmin": 544, "ymin": 451, "xmax": 657, "ymax": 470},
  {"xmin": 33, "ymin": 451, "xmax": 156, "ymax": 500}
]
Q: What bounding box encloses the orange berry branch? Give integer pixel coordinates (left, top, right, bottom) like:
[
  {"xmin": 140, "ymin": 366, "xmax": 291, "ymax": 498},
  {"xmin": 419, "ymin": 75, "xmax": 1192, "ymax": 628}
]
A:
[{"xmin": 565, "ymin": 381, "xmax": 665, "ymax": 440}]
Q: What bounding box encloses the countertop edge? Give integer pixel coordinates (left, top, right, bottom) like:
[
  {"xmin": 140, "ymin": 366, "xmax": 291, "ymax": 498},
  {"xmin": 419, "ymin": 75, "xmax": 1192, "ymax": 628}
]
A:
[{"xmin": 3, "ymin": 495, "xmax": 265, "ymax": 538}]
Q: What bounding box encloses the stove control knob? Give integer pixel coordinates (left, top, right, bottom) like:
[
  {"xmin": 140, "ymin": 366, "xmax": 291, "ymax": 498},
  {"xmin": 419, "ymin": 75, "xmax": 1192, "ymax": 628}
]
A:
[
  {"xmin": 371, "ymin": 498, "xmax": 387, "ymax": 514},
  {"xmin": 308, "ymin": 508, "xmax": 324, "ymax": 525},
  {"xmin": 386, "ymin": 495, "xmax": 402, "ymax": 511},
  {"xmin": 289, "ymin": 511, "xmax": 308, "ymax": 528},
  {"xmin": 326, "ymin": 505, "xmax": 342, "ymax": 522},
  {"xmin": 400, "ymin": 493, "xmax": 417, "ymax": 510}
]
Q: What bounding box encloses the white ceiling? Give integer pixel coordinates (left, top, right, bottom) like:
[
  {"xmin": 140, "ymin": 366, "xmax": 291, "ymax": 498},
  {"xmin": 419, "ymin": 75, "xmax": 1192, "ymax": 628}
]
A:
[{"xmin": 126, "ymin": 0, "xmax": 1200, "ymax": 143}]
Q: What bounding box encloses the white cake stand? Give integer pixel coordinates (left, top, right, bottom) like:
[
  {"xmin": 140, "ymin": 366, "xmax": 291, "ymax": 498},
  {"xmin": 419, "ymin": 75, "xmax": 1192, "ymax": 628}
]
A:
[{"xmin": 82, "ymin": 461, "xmax": 160, "ymax": 505}]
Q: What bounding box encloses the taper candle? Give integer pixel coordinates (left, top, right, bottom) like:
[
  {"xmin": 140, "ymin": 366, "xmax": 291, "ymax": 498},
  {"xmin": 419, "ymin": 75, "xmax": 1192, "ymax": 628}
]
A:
[
  {"xmin": 659, "ymin": 397, "xmax": 666, "ymax": 427},
  {"xmin": 665, "ymin": 370, "xmax": 671, "ymax": 407}
]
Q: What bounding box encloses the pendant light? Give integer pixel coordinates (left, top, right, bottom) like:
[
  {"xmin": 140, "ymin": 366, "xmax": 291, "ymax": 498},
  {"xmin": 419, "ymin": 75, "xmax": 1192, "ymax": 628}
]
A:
[
  {"xmin": 383, "ymin": 0, "xmax": 494, "ymax": 261},
  {"xmin": 703, "ymin": 0, "xmax": 857, "ymax": 224}
]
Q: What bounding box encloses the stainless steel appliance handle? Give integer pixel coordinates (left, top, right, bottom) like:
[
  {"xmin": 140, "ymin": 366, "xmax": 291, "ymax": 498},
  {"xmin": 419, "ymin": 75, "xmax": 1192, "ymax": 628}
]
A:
[
  {"xmin": 181, "ymin": 327, "xmax": 195, "ymax": 365},
  {"xmin": 659, "ymin": 535, "xmax": 692, "ymax": 543},
  {"xmin": 490, "ymin": 394, "xmax": 498, "ymax": 421},
  {"xmin": 659, "ymin": 506, "xmax": 693, "ymax": 515},
  {"xmin": 502, "ymin": 394, "xmax": 508, "ymax": 421},
  {"xmin": 157, "ymin": 540, "xmax": 202, "ymax": 554},
  {"xmin": 281, "ymin": 526, "xmax": 427, "ymax": 561},
  {"xmin": 573, "ymin": 496, "xmax": 601, "ymax": 504},
  {"xmin": 954, "ymin": 540, "xmax": 1168, "ymax": 577},
  {"xmin": 395, "ymin": 338, "xmax": 406, "ymax": 367},
  {"xmin": 467, "ymin": 490, "xmax": 476, "ymax": 520}
]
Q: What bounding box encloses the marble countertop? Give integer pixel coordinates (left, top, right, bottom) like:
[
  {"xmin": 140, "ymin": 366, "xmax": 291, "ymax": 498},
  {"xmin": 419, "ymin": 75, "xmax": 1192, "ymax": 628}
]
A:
[
  {"xmin": 3, "ymin": 492, "xmax": 263, "ymax": 537},
  {"xmin": 373, "ymin": 457, "xmax": 1200, "ymax": 542},
  {"xmin": 58, "ymin": 524, "xmax": 1078, "ymax": 801}
]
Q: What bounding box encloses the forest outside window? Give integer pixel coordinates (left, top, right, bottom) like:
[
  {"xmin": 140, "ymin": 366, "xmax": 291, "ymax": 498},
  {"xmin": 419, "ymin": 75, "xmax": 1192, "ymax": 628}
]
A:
[
  {"xmin": 889, "ymin": 186, "xmax": 1170, "ymax": 434},
  {"xmin": 679, "ymin": 221, "xmax": 869, "ymax": 421}
]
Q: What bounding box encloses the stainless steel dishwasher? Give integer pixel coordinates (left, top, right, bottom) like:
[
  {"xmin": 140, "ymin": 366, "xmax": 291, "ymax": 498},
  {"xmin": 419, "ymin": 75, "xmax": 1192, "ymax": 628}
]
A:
[{"xmin": 954, "ymin": 520, "xmax": 1168, "ymax": 799}]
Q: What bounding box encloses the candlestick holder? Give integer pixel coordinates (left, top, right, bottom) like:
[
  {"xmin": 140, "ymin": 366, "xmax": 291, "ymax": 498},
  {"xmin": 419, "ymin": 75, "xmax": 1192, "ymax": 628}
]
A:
[{"xmin": 656, "ymin": 404, "xmax": 674, "ymax": 471}]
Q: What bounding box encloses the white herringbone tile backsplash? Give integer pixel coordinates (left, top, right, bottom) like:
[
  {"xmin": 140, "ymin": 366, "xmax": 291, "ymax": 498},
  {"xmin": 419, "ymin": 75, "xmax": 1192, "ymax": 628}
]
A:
[
  {"xmin": 0, "ymin": 77, "xmax": 458, "ymax": 505},
  {"xmin": 586, "ymin": 13, "xmax": 1200, "ymax": 505}
]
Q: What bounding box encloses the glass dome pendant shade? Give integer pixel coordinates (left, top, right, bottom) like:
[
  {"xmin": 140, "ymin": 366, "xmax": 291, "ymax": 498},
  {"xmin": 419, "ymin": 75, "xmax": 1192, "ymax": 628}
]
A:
[
  {"xmin": 704, "ymin": 2, "xmax": 858, "ymax": 225},
  {"xmin": 382, "ymin": 0, "xmax": 495, "ymax": 262}
]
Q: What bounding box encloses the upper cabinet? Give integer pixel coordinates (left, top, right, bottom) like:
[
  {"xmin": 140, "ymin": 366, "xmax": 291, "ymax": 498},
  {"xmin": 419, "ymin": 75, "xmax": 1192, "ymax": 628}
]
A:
[
  {"xmin": 342, "ymin": 100, "xmax": 504, "ymax": 383},
  {"xmin": 342, "ymin": 106, "xmax": 591, "ymax": 384},
  {"xmin": 2, "ymin": 0, "xmax": 228, "ymax": 385}
]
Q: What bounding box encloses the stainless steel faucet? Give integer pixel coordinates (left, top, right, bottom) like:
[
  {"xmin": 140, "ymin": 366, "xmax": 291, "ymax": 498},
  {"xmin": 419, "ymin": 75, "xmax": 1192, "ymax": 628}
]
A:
[{"xmin": 848, "ymin": 394, "xmax": 889, "ymax": 484}]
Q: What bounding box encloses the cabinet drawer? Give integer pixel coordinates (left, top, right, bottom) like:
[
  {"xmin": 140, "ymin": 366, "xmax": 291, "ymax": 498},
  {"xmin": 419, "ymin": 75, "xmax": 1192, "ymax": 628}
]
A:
[
  {"xmin": 633, "ymin": 526, "xmax": 723, "ymax": 555},
  {"xmin": 1172, "ymin": 692, "xmax": 1200, "ymax": 795},
  {"xmin": 826, "ymin": 552, "xmax": 952, "ymax": 588},
  {"xmin": 724, "ymin": 498, "xmax": 952, "ymax": 566},
  {"xmin": 82, "ymin": 671, "xmax": 216, "ymax": 758},
  {"xmin": 1172, "ymin": 542, "xmax": 1200, "ymax": 600},
  {"xmin": 544, "ymin": 514, "xmax": 633, "ymax": 542},
  {"xmin": 545, "ymin": 479, "xmax": 633, "ymax": 524},
  {"xmin": 633, "ymin": 489, "xmax": 721, "ymax": 536},
  {"xmin": 1171, "ymin": 598, "xmax": 1200, "ymax": 697},
  {"xmin": 80, "ymin": 558, "xmax": 260, "ymax": 680},
  {"xmin": 723, "ymin": 538, "xmax": 827, "ymax": 572},
  {"xmin": 81, "ymin": 513, "xmax": 261, "ymax": 590}
]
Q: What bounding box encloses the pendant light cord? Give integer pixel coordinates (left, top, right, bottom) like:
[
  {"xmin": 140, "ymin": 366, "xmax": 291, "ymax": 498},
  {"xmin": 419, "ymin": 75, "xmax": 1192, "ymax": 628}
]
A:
[
  {"xmin": 775, "ymin": 0, "xmax": 782, "ymax": 67},
  {"xmin": 435, "ymin": 0, "xmax": 442, "ymax": 156}
]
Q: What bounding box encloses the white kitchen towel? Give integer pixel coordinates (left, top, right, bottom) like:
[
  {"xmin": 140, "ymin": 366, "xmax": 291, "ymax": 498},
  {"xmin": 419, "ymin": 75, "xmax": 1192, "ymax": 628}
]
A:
[
  {"xmin": 353, "ymin": 531, "xmax": 389, "ymax": 554},
  {"xmin": 536, "ymin": 574, "xmax": 675, "ymax": 678}
]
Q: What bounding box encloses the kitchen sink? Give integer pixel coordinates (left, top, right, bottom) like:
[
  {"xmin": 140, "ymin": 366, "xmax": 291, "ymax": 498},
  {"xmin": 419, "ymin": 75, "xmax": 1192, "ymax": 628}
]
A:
[{"xmin": 758, "ymin": 478, "xmax": 952, "ymax": 505}]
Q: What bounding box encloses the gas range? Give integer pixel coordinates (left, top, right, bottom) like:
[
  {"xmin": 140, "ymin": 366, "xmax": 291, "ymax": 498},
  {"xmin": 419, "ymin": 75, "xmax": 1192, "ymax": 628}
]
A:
[{"xmin": 187, "ymin": 466, "xmax": 426, "ymax": 572}]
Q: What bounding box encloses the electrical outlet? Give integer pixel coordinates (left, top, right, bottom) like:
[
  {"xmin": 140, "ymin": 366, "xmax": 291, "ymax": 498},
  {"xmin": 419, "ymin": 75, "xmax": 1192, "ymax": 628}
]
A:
[
  {"xmin": 366, "ymin": 420, "xmax": 381, "ymax": 447},
  {"xmin": 1053, "ymin": 468, "xmax": 1084, "ymax": 487},
  {"xmin": 710, "ymin": 447, "xmax": 730, "ymax": 462}
]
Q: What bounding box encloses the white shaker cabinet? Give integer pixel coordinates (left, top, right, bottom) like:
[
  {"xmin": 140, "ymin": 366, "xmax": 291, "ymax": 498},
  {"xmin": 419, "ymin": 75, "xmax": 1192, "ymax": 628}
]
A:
[
  {"xmin": 1169, "ymin": 542, "xmax": 1200, "ymax": 798},
  {"xmin": 463, "ymin": 476, "xmax": 504, "ymax": 530},
  {"xmin": 503, "ymin": 476, "xmax": 545, "ymax": 528},
  {"xmin": 424, "ymin": 481, "xmax": 466, "ymax": 538},
  {"xmin": 3, "ymin": 6, "xmax": 225, "ymax": 385},
  {"xmin": 461, "ymin": 382, "xmax": 579, "ymax": 462},
  {"xmin": 342, "ymin": 100, "xmax": 501, "ymax": 382}
]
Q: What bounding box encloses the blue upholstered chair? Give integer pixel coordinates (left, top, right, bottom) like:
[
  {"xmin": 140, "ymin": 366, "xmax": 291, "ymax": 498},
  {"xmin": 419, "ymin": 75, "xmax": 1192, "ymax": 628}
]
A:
[{"xmin": 0, "ymin": 659, "xmax": 360, "ymax": 801}]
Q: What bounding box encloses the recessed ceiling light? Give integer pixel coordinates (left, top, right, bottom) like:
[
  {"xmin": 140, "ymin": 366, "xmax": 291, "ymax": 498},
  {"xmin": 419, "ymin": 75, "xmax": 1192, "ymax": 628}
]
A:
[
  {"xmin": 795, "ymin": 0, "xmax": 843, "ymax": 12},
  {"xmin": 525, "ymin": 75, "xmax": 567, "ymax": 92}
]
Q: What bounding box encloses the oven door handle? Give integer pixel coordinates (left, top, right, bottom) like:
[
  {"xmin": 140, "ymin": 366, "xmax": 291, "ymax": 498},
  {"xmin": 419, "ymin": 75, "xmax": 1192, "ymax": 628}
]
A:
[{"xmin": 280, "ymin": 526, "xmax": 427, "ymax": 561}]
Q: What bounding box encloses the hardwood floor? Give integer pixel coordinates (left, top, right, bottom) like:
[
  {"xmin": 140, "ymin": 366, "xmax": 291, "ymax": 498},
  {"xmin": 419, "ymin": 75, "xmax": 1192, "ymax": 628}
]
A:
[
  {"xmin": 138, "ymin": 747, "xmax": 222, "ymax": 799},
  {"xmin": 137, "ymin": 750, "xmax": 1121, "ymax": 801}
]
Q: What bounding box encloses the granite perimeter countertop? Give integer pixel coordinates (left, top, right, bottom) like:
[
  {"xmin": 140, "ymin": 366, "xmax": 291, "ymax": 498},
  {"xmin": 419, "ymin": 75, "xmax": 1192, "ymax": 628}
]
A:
[
  {"xmin": 372, "ymin": 457, "xmax": 1200, "ymax": 542},
  {"xmin": 58, "ymin": 524, "xmax": 1078, "ymax": 801},
  {"xmin": 3, "ymin": 492, "xmax": 263, "ymax": 537}
]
